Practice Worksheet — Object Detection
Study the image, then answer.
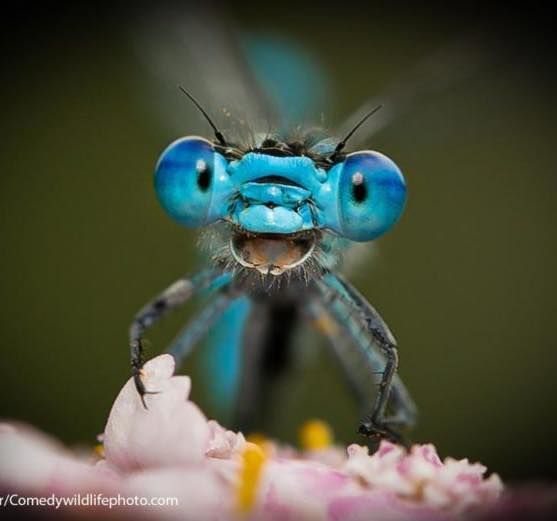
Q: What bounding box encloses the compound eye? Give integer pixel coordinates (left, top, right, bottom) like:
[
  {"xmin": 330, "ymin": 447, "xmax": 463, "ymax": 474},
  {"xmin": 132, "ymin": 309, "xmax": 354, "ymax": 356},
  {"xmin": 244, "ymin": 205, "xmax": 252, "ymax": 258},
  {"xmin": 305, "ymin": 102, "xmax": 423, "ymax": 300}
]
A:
[
  {"xmin": 338, "ymin": 151, "xmax": 407, "ymax": 241},
  {"xmin": 154, "ymin": 137, "xmax": 216, "ymax": 227}
]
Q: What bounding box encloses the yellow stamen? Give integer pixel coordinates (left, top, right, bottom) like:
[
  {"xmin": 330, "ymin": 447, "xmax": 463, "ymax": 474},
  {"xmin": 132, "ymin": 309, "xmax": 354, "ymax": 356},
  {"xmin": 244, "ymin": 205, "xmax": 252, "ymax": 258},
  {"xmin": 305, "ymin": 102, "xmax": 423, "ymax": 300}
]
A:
[
  {"xmin": 299, "ymin": 419, "xmax": 333, "ymax": 450},
  {"xmin": 236, "ymin": 443, "xmax": 266, "ymax": 514},
  {"xmin": 93, "ymin": 443, "xmax": 105, "ymax": 458},
  {"xmin": 246, "ymin": 432, "xmax": 274, "ymax": 454}
]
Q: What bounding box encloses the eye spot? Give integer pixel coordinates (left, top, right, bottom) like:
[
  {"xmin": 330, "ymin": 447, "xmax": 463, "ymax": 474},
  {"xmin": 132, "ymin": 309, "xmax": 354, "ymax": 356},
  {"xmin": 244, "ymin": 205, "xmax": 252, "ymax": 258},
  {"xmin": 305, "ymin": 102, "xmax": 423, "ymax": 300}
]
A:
[
  {"xmin": 351, "ymin": 172, "xmax": 367, "ymax": 203},
  {"xmin": 196, "ymin": 159, "xmax": 211, "ymax": 192}
]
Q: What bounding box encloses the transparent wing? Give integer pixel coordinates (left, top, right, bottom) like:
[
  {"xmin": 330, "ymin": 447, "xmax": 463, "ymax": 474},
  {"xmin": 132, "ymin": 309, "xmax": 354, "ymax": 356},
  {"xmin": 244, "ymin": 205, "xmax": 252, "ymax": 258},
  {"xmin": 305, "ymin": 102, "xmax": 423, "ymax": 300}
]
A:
[
  {"xmin": 330, "ymin": 35, "xmax": 498, "ymax": 274},
  {"xmin": 130, "ymin": 6, "xmax": 267, "ymax": 142},
  {"xmin": 336, "ymin": 35, "xmax": 497, "ymax": 148},
  {"xmin": 129, "ymin": 6, "xmax": 332, "ymax": 143}
]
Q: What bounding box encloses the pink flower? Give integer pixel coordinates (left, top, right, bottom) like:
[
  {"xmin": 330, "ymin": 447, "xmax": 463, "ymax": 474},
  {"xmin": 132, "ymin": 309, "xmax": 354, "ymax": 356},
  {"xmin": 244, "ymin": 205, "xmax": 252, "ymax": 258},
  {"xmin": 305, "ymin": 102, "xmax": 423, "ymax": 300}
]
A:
[
  {"xmin": 0, "ymin": 423, "xmax": 119, "ymax": 495},
  {"xmin": 0, "ymin": 355, "xmax": 508, "ymax": 520},
  {"xmin": 339, "ymin": 443, "xmax": 502, "ymax": 518},
  {"xmin": 103, "ymin": 354, "xmax": 212, "ymax": 471}
]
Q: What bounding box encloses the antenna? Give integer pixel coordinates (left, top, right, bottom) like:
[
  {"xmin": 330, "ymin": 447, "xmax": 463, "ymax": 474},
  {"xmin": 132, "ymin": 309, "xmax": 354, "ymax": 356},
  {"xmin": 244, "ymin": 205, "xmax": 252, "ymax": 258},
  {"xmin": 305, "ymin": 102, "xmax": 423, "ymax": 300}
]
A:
[
  {"xmin": 330, "ymin": 105, "xmax": 382, "ymax": 161},
  {"xmin": 178, "ymin": 86, "xmax": 227, "ymax": 146}
]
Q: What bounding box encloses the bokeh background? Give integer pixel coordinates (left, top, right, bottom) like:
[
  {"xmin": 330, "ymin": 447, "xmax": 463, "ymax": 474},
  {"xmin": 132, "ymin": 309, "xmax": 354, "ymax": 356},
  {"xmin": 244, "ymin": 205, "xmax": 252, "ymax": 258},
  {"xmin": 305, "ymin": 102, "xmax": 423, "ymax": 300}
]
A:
[{"xmin": 1, "ymin": 1, "xmax": 556, "ymax": 483}]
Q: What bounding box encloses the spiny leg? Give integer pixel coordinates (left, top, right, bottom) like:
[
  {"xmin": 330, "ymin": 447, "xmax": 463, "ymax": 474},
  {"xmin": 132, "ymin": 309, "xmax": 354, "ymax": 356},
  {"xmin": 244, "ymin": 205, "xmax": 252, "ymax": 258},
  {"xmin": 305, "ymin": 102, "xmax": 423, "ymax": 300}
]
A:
[
  {"xmin": 129, "ymin": 269, "xmax": 230, "ymax": 407},
  {"xmin": 314, "ymin": 291, "xmax": 417, "ymax": 443},
  {"xmin": 329, "ymin": 288, "xmax": 417, "ymax": 427},
  {"xmin": 315, "ymin": 276, "xmax": 399, "ymax": 440},
  {"xmin": 329, "ymin": 275, "xmax": 403, "ymax": 440},
  {"xmin": 316, "ymin": 272, "xmax": 415, "ymax": 442}
]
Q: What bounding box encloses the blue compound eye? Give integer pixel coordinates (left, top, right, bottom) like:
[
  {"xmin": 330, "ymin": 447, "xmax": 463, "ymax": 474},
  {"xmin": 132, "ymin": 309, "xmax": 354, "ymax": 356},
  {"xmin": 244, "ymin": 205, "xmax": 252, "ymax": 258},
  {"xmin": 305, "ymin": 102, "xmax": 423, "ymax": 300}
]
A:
[
  {"xmin": 337, "ymin": 151, "xmax": 407, "ymax": 241},
  {"xmin": 154, "ymin": 137, "xmax": 217, "ymax": 227}
]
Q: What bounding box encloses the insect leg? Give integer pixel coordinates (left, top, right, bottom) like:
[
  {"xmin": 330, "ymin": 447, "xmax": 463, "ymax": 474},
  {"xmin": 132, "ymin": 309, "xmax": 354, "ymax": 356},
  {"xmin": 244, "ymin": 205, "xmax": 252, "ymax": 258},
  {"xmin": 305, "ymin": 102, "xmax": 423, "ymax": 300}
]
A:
[
  {"xmin": 311, "ymin": 292, "xmax": 417, "ymax": 432},
  {"xmin": 129, "ymin": 268, "xmax": 230, "ymax": 407},
  {"xmin": 316, "ymin": 273, "xmax": 416, "ymax": 442}
]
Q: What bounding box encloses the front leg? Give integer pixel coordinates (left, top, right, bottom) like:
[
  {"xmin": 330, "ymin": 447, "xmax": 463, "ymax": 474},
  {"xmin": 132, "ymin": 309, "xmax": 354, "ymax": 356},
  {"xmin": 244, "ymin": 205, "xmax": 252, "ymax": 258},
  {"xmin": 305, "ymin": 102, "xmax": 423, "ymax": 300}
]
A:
[
  {"xmin": 129, "ymin": 268, "xmax": 227, "ymax": 407},
  {"xmin": 317, "ymin": 272, "xmax": 406, "ymax": 443}
]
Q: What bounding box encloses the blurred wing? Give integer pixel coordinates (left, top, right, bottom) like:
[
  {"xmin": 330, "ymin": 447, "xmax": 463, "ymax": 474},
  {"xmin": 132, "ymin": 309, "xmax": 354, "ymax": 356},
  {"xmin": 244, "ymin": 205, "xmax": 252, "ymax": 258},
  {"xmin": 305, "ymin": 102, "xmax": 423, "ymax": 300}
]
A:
[
  {"xmin": 130, "ymin": 7, "xmax": 268, "ymax": 141},
  {"xmin": 333, "ymin": 36, "xmax": 497, "ymax": 276},
  {"xmin": 130, "ymin": 7, "xmax": 331, "ymax": 142},
  {"xmin": 336, "ymin": 36, "xmax": 497, "ymax": 148},
  {"xmin": 239, "ymin": 32, "xmax": 331, "ymax": 128}
]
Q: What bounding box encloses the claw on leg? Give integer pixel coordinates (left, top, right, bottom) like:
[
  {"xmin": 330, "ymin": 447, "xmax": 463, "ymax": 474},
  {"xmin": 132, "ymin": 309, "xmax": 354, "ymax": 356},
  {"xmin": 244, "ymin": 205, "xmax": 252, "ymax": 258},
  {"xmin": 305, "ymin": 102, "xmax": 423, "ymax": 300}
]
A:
[
  {"xmin": 133, "ymin": 369, "xmax": 160, "ymax": 410},
  {"xmin": 358, "ymin": 417, "xmax": 406, "ymax": 445}
]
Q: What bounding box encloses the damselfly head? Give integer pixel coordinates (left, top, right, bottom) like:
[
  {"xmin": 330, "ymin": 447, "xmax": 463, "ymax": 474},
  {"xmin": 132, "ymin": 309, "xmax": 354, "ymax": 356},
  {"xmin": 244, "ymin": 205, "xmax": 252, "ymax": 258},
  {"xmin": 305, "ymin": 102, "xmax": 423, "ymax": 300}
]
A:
[{"xmin": 154, "ymin": 100, "xmax": 406, "ymax": 277}]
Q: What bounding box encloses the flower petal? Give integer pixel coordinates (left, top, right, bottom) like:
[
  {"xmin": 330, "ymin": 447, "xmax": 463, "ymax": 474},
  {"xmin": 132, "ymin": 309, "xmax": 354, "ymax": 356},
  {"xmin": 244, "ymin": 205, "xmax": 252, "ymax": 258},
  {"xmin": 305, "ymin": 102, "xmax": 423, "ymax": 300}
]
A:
[
  {"xmin": 103, "ymin": 355, "xmax": 210, "ymax": 472},
  {"xmin": 206, "ymin": 420, "xmax": 246, "ymax": 459},
  {"xmin": 0, "ymin": 423, "xmax": 118, "ymax": 494},
  {"xmin": 122, "ymin": 466, "xmax": 230, "ymax": 520}
]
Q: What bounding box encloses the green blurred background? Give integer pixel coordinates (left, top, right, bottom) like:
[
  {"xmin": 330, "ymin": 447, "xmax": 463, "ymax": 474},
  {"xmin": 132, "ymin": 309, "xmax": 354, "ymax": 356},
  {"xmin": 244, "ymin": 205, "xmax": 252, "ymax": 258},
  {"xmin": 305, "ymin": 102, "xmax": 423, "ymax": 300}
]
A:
[{"xmin": 1, "ymin": 2, "xmax": 556, "ymax": 483}]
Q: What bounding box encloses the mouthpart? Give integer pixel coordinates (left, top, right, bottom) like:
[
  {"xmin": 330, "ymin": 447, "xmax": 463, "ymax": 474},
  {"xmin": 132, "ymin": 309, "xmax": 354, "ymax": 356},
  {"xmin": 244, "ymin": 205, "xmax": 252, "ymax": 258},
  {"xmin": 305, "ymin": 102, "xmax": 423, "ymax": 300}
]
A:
[{"xmin": 230, "ymin": 230, "xmax": 317, "ymax": 276}]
